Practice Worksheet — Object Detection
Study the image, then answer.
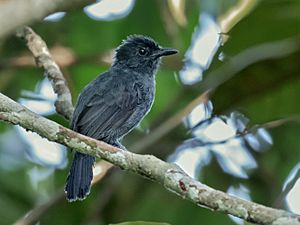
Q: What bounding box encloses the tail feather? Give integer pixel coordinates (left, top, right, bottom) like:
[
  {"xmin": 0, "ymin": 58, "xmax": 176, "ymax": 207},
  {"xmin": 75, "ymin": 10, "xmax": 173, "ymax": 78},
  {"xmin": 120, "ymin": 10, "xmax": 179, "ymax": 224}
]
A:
[{"xmin": 65, "ymin": 152, "xmax": 95, "ymax": 201}]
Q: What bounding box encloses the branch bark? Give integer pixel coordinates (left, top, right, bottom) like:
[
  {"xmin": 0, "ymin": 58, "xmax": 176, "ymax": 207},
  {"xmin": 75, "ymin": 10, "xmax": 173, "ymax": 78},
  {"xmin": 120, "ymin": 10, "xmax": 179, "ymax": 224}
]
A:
[
  {"xmin": 0, "ymin": 0, "xmax": 94, "ymax": 39},
  {"xmin": 0, "ymin": 93, "xmax": 299, "ymax": 225},
  {"xmin": 16, "ymin": 26, "xmax": 74, "ymax": 120}
]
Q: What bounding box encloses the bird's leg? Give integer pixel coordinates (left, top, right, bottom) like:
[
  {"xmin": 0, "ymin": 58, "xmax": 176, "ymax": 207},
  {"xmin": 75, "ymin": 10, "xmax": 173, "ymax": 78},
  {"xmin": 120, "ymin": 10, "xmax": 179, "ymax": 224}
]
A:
[{"xmin": 111, "ymin": 140, "xmax": 127, "ymax": 151}]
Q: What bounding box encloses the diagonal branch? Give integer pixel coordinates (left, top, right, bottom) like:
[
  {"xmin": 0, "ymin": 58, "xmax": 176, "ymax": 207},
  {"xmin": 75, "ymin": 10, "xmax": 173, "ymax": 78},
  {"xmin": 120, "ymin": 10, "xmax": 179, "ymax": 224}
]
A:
[
  {"xmin": 16, "ymin": 26, "xmax": 74, "ymax": 120},
  {"xmin": 0, "ymin": 93, "xmax": 299, "ymax": 225}
]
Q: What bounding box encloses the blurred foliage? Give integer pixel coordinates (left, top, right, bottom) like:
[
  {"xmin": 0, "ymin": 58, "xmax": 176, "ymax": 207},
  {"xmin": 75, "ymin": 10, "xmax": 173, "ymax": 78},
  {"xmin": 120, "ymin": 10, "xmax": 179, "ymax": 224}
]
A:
[
  {"xmin": 1, "ymin": 0, "xmax": 300, "ymax": 225},
  {"xmin": 109, "ymin": 222, "xmax": 170, "ymax": 225}
]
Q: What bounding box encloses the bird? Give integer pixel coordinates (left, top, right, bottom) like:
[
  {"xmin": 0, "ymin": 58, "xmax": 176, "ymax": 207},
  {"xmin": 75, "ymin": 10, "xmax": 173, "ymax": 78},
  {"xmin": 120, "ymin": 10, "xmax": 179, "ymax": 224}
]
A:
[{"xmin": 65, "ymin": 35, "xmax": 178, "ymax": 201}]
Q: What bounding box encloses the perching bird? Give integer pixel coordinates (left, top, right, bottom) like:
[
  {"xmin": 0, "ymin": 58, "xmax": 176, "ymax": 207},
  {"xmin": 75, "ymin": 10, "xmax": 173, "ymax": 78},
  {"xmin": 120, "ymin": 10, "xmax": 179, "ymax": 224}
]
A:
[{"xmin": 65, "ymin": 35, "xmax": 178, "ymax": 201}]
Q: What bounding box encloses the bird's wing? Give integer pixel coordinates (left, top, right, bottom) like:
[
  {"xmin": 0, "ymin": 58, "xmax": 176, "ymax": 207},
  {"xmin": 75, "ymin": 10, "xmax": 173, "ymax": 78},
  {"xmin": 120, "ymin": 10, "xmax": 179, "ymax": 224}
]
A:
[{"xmin": 71, "ymin": 74, "xmax": 141, "ymax": 140}]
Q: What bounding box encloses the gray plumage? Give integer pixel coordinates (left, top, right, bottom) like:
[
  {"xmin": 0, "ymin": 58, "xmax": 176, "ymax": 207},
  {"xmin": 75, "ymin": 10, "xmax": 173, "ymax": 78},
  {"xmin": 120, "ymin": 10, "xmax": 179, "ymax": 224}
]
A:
[{"xmin": 65, "ymin": 35, "xmax": 177, "ymax": 201}]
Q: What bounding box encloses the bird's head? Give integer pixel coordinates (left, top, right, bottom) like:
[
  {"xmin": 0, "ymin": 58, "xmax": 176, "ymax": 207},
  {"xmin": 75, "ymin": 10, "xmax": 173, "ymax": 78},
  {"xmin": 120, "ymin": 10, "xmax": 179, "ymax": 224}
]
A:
[{"xmin": 113, "ymin": 35, "xmax": 178, "ymax": 74}]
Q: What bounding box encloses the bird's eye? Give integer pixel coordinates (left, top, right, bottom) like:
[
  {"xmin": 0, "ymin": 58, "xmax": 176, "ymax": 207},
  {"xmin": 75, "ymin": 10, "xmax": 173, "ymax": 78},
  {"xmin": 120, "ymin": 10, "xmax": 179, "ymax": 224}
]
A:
[{"xmin": 138, "ymin": 48, "xmax": 147, "ymax": 55}]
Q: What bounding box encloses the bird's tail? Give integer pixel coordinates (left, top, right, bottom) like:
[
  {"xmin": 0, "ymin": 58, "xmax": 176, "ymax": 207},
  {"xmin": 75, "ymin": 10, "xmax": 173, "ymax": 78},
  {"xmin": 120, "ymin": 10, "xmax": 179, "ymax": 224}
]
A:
[{"xmin": 65, "ymin": 152, "xmax": 95, "ymax": 202}]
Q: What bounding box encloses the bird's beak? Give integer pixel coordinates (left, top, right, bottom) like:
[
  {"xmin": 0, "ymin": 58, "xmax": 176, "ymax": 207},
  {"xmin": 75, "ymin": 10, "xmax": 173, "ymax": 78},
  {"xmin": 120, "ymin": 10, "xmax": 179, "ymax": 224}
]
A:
[{"xmin": 154, "ymin": 48, "xmax": 178, "ymax": 58}]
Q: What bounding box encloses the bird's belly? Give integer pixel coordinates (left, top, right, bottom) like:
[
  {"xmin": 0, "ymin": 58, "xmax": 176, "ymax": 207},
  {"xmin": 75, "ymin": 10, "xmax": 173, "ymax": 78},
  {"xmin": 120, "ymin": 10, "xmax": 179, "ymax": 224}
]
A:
[{"xmin": 111, "ymin": 90, "xmax": 154, "ymax": 139}]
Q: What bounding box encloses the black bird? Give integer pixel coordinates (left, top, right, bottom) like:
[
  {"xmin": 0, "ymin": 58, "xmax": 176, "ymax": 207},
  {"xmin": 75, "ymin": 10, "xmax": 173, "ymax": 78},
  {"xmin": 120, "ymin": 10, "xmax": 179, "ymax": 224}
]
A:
[{"xmin": 65, "ymin": 35, "xmax": 178, "ymax": 201}]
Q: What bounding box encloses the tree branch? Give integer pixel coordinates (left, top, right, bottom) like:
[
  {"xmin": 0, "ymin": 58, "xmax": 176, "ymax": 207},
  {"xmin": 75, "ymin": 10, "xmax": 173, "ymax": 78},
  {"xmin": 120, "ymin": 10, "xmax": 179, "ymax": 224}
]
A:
[
  {"xmin": 16, "ymin": 26, "xmax": 74, "ymax": 120},
  {"xmin": 0, "ymin": 0, "xmax": 94, "ymax": 39},
  {"xmin": 0, "ymin": 93, "xmax": 299, "ymax": 225}
]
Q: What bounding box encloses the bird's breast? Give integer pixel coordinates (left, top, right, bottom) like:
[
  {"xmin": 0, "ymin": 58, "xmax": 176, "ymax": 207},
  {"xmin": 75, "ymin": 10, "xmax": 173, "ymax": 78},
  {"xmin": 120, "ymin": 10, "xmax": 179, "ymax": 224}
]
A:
[{"xmin": 133, "ymin": 79, "xmax": 155, "ymax": 113}]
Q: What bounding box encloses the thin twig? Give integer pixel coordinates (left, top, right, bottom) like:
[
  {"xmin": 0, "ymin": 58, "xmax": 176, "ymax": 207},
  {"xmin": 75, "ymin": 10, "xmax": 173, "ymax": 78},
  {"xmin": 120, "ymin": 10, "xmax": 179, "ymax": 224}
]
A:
[
  {"xmin": 16, "ymin": 27, "xmax": 74, "ymax": 120},
  {"xmin": 218, "ymin": 0, "xmax": 258, "ymax": 43},
  {"xmin": 1, "ymin": 93, "xmax": 299, "ymax": 225},
  {"xmin": 262, "ymin": 116, "xmax": 300, "ymax": 129}
]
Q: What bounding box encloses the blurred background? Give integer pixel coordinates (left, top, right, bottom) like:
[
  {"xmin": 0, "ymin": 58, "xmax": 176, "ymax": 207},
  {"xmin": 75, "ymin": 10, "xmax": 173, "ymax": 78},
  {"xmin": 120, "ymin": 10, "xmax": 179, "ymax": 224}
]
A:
[{"xmin": 0, "ymin": 0, "xmax": 300, "ymax": 224}]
